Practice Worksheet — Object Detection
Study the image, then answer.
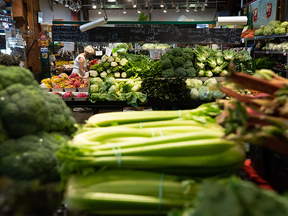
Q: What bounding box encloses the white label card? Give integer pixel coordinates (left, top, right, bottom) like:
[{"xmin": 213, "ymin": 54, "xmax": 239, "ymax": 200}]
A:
[
  {"xmin": 63, "ymin": 42, "xmax": 74, "ymax": 52},
  {"xmin": 96, "ymin": 51, "xmax": 103, "ymax": 56},
  {"xmin": 105, "ymin": 48, "xmax": 112, "ymax": 56}
]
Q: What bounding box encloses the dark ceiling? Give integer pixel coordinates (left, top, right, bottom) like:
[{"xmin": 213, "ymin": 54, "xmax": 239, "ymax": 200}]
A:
[{"xmin": 80, "ymin": 0, "xmax": 231, "ymax": 10}]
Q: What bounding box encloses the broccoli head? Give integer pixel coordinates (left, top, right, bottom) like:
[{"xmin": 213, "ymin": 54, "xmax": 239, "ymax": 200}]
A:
[
  {"xmin": 175, "ymin": 67, "xmax": 186, "ymax": 78},
  {"xmin": 162, "ymin": 68, "xmax": 175, "ymax": 78},
  {"xmin": 103, "ymin": 62, "xmax": 111, "ymax": 70},
  {"xmin": 0, "ymin": 131, "xmax": 62, "ymax": 182},
  {"xmin": 0, "ymin": 66, "xmax": 38, "ymax": 91},
  {"xmin": 162, "ymin": 58, "xmax": 173, "ymax": 70},
  {"xmin": 0, "ymin": 84, "xmax": 76, "ymax": 138},
  {"xmin": 184, "ymin": 60, "xmax": 194, "ymax": 69},
  {"xmin": 172, "ymin": 47, "xmax": 182, "ymax": 57},
  {"xmin": 182, "ymin": 48, "xmax": 194, "ymax": 60},
  {"xmin": 186, "ymin": 67, "xmax": 197, "ymax": 78},
  {"xmin": 165, "ymin": 49, "xmax": 173, "ymax": 55},
  {"xmin": 161, "ymin": 53, "xmax": 169, "ymax": 60},
  {"xmin": 173, "ymin": 57, "xmax": 185, "ymax": 68}
]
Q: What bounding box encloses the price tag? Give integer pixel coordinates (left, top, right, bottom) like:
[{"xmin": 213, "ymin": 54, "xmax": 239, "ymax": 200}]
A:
[
  {"xmin": 284, "ymin": 52, "xmax": 287, "ymax": 56},
  {"xmin": 63, "ymin": 42, "xmax": 74, "ymax": 52},
  {"xmin": 105, "ymin": 48, "xmax": 112, "ymax": 56},
  {"xmin": 241, "ymin": 38, "xmax": 245, "ymax": 43},
  {"xmin": 96, "ymin": 51, "xmax": 103, "ymax": 56},
  {"xmin": 242, "ymin": 26, "xmax": 248, "ymax": 33}
]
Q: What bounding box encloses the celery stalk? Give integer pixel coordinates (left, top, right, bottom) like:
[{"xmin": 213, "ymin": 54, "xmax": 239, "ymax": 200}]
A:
[
  {"xmin": 71, "ymin": 144, "xmax": 245, "ymax": 170},
  {"xmin": 84, "ymin": 138, "xmax": 236, "ymax": 157}
]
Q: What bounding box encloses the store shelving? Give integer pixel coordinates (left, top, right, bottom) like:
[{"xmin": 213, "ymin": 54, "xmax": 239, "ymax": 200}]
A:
[
  {"xmin": 254, "ymin": 50, "xmax": 287, "ymax": 55},
  {"xmin": 254, "ymin": 33, "xmax": 288, "ymax": 40}
]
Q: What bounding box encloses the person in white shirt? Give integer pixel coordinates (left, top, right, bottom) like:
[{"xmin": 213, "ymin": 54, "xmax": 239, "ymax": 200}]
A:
[{"xmin": 72, "ymin": 45, "xmax": 95, "ymax": 76}]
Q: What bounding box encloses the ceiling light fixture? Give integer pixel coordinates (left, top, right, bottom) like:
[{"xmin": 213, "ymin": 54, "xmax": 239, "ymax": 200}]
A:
[
  {"xmin": 163, "ymin": 5, "xmax": 167, "ymax": 13},
  {"xmin": 149, "ymin": 5, "xmax": 153, "ymax": 13},
  {"xmin": 160, "ymin": 1, "xmax": 164, "ymax": 7},
  {"xmin": 176, "ymin": 3, "xmax": 180, "ymax": 12},
  {"xmin": 194, "ymin": 2, "xmax": 198, "ymax": 12},
  {"xmin": 55, "ymin": 0, "xmax": 59, "ymax": 1},
  {"xmin": 186, "ymin": 0, "xmax": 189, "ymax": 12},
  {"xmin": 92, "ymin": 2, "xmax": 97, "ymax": 9},
  {"xmin": 145, "ymin": 1, "xmax": 148, "ymax": 8},
  {"xmin": 133, "ymin": 0, "xmax": 137, "ymax": 8},
  {"xmin": 77, "ymin": 0, "xmax": 82, "ymax": 9},
  {"xmin": 64, "ymin": 0, "xmax": 69, "ymax": 7},
  {"xmin": 137, "ymin": 6, "xmax": 141, "ymax": 13},
  {"xmin": 100, "ymin": 1, "xmax": 103, "ymax": 8},
  {"xmin": 123, "ymin": 8, "xmax": 126, "ymax": 13},
  {"xmin": 204, "ymin": 0, "xmax": 208, "ymax": 6},
  {"xmin": 116, "ymin": 1, "xmax": 118, "ymax": 7},
  {"xmin": 98, "ymin": 8, "xmax": 102, "ymax": 14},
  {"xmin": 201, "ymin": 3, "xmax": 205, "ymax": 11}
]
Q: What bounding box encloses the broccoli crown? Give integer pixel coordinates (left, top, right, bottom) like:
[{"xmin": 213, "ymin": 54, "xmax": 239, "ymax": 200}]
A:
[
  {"xmin": 161, "ymin": 53, "xmax": 169, "ymax": 60},
  {"xmin": 186, "ymin": 67, "xmax": 197, "ymax": 78},
  {"xmin": 184, "ymin": 60, "xmax": 194, "ymax": 69},
  {"xmin": 182, "ymin": 47, "xmax": 194, "ymax": 56},
  {"xmin": 172, "ymin": 47, "xmax": 182, "ymax": 57},
  {"xmin": 0, "ymin": 131, "xmax": 62, "ymax": 182},
  {"xmin": 0, "ymin": 84, "xmax": 76, "ymax": 138},
  {"xmin": 175, "ymin": 67, "xmax": 186, "ymax": 78},
  {"xmin": 162, "ymin": 68, "xmax": 175, "ymax": 78},
  {"xmin": 165, "ymin": 49, "xmax": 173, "ymax": 55},
  {"xmin": 0, "ymin": 66, "xmax": 38, "ymax": 91},
  {"xmin": 162, "ymin": 58, "xmax": 173, "ymax": 70},
  {"xmin": 182, "ymin": 53, "xmax": 191, "ymax": 62},
  {"xmin": 173, "ymin": 57, "xmax": 185, "ymax": 68}
]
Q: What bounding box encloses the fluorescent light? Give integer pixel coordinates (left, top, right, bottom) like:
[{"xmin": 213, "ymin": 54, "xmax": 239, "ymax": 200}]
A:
[
  {"xmin": 160, "ymin": 1, "xmax": 164, "ymax": 7},
  {"xmin": 107, "ymin": 0, "xmax": 116, "ymax": 2}
]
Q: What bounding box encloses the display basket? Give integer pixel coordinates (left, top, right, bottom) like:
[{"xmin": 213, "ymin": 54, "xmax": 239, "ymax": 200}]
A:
[
  {"xmin": 42, "ymin": 88, "xmax": 51, "ymax": 92},
  {"xmin": 62, "ymin": 97, "xmax": 73, "ymax": 101},
  {"xmin": 78, "ymin": 87, "xmax": 89, "ymax": 92},
  {"xmin": 74, "ymin": 97, "xmax": 88, "ymax": 101},
  {"xmin": 64, "ymin": 88, "xmax": 77, "ymax": 92},
  {"xmin": 52, "ymin": 88, "xmax": 63, "ymax": 92}
]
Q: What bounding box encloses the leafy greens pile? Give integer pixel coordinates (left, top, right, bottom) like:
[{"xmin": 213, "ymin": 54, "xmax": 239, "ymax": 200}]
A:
[
  {"xmin": 89, "ymin": 77, "xmax": 147, "ymax": 107},
  {"xmin": 141, "ymin": 78, "xmax": 190, "ymax": 102}
]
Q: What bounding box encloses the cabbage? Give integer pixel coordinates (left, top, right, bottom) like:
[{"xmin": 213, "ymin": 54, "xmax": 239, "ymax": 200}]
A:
[
  {"xmin": 190, "ymin": 88, "xmax": 199, "ymax": 100},
  {"xmin": 189, "ymin": 79, "xmax": 203, "ymax": 89},
  {"xmin": 199, "ymin": 86, "xmax": 213, "ymax": 101},
  {"xmin": 204, "ymin": 78, "xmax": 217, "ymax": 87},
  {"xmin": 89, "ymin": 70, "xmax": 98, "ymax": 77},
  {"xmin": 105, "ymin": 77, "xmax": 117, "ymax": 87},
  {"xmin": 185, "ymin": 79, "xmax": 192, "ymax": 88},
  {"xmin": 90, "ymin": 77, "xmax": 103, "ymax": 85},
  {"xmin": 90, "ymin": 84, "xmax": 100, "ymax": 93}
]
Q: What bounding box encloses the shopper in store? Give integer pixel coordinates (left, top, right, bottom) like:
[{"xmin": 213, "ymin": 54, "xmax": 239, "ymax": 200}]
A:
[{"xmin": 72, "ymin": 45, "xmax": 95, "ymax": 76}]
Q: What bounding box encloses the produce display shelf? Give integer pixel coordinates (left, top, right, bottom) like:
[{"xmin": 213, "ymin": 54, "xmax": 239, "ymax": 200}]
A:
[
  {"xmin": 65, "ymin": 100, "xmax": 210, "ymax": 108},
  {"xmin": 254, "ymin": 33, "xmax": 288, "ymax": 40},
  {"xmin": 254, "ymin": 51, "xmax": 286, "ymax": 55},
  {"xmin": 272, "ymin": 67, "xmax": 288, "ymax": 73}
]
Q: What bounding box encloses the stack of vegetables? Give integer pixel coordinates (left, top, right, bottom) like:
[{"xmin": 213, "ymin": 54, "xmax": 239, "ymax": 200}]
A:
[
  {"xmin": 142, "ymin": 43, "xmax": 171, "ymax": 50},
  {"xmin": 89, "ymin": 77, "xmax": 147, "ymax": 107},
  {"xmin": 0, "ymin": 53, "xmax": 20, "ymax": 66},
  {"xmin": 255, "ymin": 20, "xmax": 288, "ymax": 36},
  {"xmin": 186, "ymin": 78, "xmax": 225, "ymax": 101},
  {"xmin": 58, "ymin": 102, "xmax": 246, "ymax": 214},
  {"xmin": 241, "ymin": 28, "xmax": 259, "ymax": 38},
  {"xmin": 0, "ymin": 65, "xmax": 76, "ymax": 215},
  {"xmin": 217, "ymin": 67, "xmax": 288, "ymax": 155},
  {"xmin": 262, "ymin": 41, "xmax": 288, "ymax": 51},
  {"xmin": 40, "ymin": 73, "xmax": 88, "ymax": 91},
  {"xmin": 161, "ymin": 47, "xmax": 196, "ymax": 78}
]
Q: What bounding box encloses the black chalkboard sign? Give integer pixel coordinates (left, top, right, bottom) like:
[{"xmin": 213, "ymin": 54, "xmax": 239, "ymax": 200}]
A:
[
  {"xmin": 52, "ymin": 26, "xmax": 242, "ymax": 44},
  {"xmin": 0, "ymin": 35, "xmax": 6, "ymax": 50}
]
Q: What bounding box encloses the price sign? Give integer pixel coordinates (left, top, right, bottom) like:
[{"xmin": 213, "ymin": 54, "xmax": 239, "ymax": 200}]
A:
[
  {"xmin": 105, "ymin": 48, "xmax": 112, "ymax": 56},
  {"xmin": 96, "ymin": 51, "xmax": 103, "ymax": 56},
  {"xmin": 63, "ymin": 42, "xmax": 74, "ymax": 52}
]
